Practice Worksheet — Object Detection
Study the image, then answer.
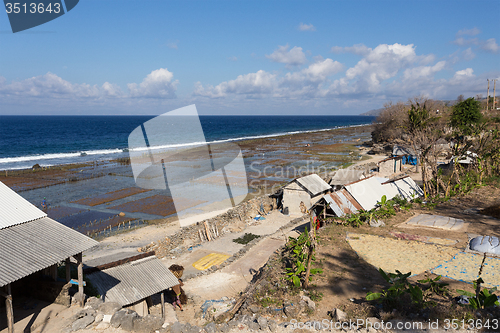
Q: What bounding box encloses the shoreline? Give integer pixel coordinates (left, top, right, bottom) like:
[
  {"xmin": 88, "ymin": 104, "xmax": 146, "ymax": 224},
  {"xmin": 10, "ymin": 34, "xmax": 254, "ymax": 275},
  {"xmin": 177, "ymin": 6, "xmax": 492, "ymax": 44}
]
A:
[
  {"xmin": 0, "ymin": 123, "xmax": 376, "ymax": 238},
  {"xmin": 0, "ymin": 122, "xmax": 374, "ymax": 171}
]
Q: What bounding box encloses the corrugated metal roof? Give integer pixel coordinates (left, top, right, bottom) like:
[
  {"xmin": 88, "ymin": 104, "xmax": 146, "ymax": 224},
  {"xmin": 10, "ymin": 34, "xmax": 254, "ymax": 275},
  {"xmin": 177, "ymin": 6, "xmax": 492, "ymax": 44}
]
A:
[
  {"xmin": 344, "ymin": 176, "xmax": 389, "ymax": 211},
  {"xmin": 329, "ymin": 169, "xmax": 365, "ymax": 186},
  {"xmin": 87, "ymin": 256, "xmax": 179, "ymax": 306},
  {"xmin": 382, "ymin": 176, "xmax": 423, "ymax": 200},
  {"xmin": 324, "ymin": 189, "xmax": 363, "ymax": 217},
  {"xmin": 0, "ymin": 181, "xmax": 47, "ymax": 230},
  {"xmin": 295, "ymin": 174, "xmax": 331, "ymax": 196},
  {"xmin": 393, "ymin": 145, "xmax": 416, "ymax": 156},
  {"xmin": 0, "ymin": 217, "xmax": 99, "ymax": 287}
]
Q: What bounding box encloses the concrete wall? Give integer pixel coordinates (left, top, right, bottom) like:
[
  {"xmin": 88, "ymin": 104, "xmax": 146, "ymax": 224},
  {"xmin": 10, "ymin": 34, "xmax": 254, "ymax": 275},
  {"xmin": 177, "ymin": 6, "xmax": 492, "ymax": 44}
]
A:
[
  {"xmin": 379, "ymin": 158, "xmax": 402, "ymax": 176},
  {"xmin": 283, "ymin": 188, "xmax": 311, "ymax": 217}
]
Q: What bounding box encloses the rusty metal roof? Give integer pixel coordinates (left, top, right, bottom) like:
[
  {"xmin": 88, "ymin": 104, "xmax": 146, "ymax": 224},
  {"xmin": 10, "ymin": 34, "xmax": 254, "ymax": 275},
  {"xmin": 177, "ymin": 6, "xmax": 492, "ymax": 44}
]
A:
[
  {"xmin": 323, "ymin": 189, "xmax": 363, "ymax": 217},
  {"xmin": 295, "ymin": 174, "xmax": 331, "ymax": 196},
  {"xmin": 87, "ymin": 256, "xmax": 179, "ymax": 306},
  {"xmin": 0, "ymin": 181, "xmax": 47, "ymax": 230},
  {"xmin": 0, "ymin": 217, "xmax": 99, "ymax": 287}
]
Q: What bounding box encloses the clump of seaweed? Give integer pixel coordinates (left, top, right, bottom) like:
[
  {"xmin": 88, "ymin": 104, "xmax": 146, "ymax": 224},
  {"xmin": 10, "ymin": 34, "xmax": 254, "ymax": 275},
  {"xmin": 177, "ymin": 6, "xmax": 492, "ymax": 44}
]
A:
[{"xmin": 233, "ymin": 233, "xmax": 260, "ymax": 244}]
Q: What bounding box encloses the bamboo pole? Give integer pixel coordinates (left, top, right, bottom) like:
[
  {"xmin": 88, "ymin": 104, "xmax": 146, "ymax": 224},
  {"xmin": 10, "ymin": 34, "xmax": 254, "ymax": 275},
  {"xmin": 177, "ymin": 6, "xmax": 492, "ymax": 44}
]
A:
[{"xmin": 5, "ymin": 284, "xmax": 14, "ymax": 333}]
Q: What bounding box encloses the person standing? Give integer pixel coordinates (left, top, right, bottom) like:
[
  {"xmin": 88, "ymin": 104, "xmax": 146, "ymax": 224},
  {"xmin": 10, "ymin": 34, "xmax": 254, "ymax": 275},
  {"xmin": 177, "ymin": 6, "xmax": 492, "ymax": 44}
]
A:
[{"xmin": 41, "ymin": 197, "xmax": 48, "ymax": 212}]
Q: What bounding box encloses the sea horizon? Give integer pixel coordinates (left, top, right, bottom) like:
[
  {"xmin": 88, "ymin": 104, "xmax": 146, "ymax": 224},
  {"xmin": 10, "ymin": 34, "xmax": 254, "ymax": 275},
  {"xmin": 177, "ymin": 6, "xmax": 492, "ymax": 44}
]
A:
[{"xmin": 0, "ymin": 115, "xmax": 375, "ymax": 170}]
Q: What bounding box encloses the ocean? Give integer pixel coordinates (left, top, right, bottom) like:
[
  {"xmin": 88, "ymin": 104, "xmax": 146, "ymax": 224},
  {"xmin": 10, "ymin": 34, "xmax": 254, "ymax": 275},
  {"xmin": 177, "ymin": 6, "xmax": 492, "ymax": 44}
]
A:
[{"xmin": 0, "ymin": 115, "xmax": 375, "ymax": 170}]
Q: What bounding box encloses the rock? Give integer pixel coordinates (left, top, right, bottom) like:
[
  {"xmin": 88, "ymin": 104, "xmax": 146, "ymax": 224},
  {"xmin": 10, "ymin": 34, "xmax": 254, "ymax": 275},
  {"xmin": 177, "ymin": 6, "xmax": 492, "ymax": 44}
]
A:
[
  {"xmin": 102, "ymin": 314, "xmax": 113, "ymax": 323},
  {"xmin": 71, "ymin": 315, "xmax": 95, "ymax": 331},
  {"xmin": 169, "ymin": 322, "xmax": 184, "ymax": 333},
  {"xmin": 268, "ymin": 320, "xmax": 278, "ymax": 332},
  {"xmin": 119, "ymin": 212, "xmax": 126, "ymax": 217},
  {"xmin": 98, "ymin": 301, "xmax": 122, "ymax": 315},
  {"xmin": 248, "ymin": 305, "xmax": 260, "ymax": 313},
  {"xmin": 332, "ymin": 308, "xmax": 347, "ymax": 322},
  {"xmin": 284, "ymin": 304, "xmax": 300, "ymax": 318},
  {"xmin": 218, "ymin": 323, "xmax": 230, "ymax": 333},
  {"xmin": 369, "ymin": 219, "xmax": 385, "ymax": 227},
  {"xmin": 204, "ymin": 322, "xmax": 216, "ymax": 333},
  {"xmin": 248, "ymin": 321, "xmax": 260, "ymax": 331},
  {"xmin": 163, "ymin": 304, "xmax": 178, "ymax": 325},
  {"xmin": 120, "ymin": 311, "xmax": 139, "ymax": 331},
  {"xmin": 95, "ymin": 322, "xmax": 110, "ymax": 330},
  {"xmin": 134, "ymin": 314, "xmax": 164, "ymax": 332},
  {"xmin": 257, "ymin": 316, "xmax": 268, "ymax": 330},
  {"xmin": 110, "ymin": 309, "xmax": 128, "ymax": 328},
  {"xmin": 85, "ymin": 296, "xmax": 103, "ymax": 310},
  {"xmin": 70, "ymin": 309, "xmax": 96, "ymax": 322},
  {"xmin": 94, "ymin": 313, "xmax": 103, "ymax": 323},
  {"xmin": 300, "ymin": 295, "xmax": 316, "ymax": 311},
  {"xmin": 366, "ymin": 317, "xmax": 380, "ymax": 325}
]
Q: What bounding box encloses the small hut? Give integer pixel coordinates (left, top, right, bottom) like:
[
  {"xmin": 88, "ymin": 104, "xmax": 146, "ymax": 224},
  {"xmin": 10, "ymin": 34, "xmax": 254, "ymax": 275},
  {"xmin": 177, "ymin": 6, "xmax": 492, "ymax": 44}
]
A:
[
  {"xmin": 282, "ymin": 174, "xmax": 331, "ymax": 216},
  {"xmin": 0, "ymin": 181, "xmax": 98, "ymax": 333}
]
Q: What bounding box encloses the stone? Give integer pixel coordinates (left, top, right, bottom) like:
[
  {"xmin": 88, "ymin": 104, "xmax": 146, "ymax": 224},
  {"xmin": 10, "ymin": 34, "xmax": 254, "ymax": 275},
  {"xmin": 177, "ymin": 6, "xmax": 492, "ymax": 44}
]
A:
[
  {"xmin": 133, "ymin": 314, "xmax": 164, "ymax": 333},
  {"xmin": 85, "ymin": 296, "xmax": 103, "ymax": 310},
  {"xmin": 218, "ymin": 323, "xmax": 230, "ymax": 333},
  {"xmin": 98, "ymin": 301, "xmax": 122, "ymax": 315},
  {"xmin": 71, "ymin": 315, "xmax": 95, "ymax": 331},
  {"xmin": 268, "ymin": 320, "xmax": 278, "ymax": 332},
  {"xmin": 248, "ymin": 321, "xmax": 260, "ymax": 331},
  {"xmin": 366, "ymin": 317, "xmax": 380, "ymax": 325},
  {"xmin": 95, "ymin": 322, "xmax": 110, "ymax": 330},
  {"xmin": 248, "ymin": 305, "xmax": 260, "ymax": 313},
  {"xmin": 120, "ymin": 311, "xmax": 139, "ymax": 331},
  {"xmin": 204, "ymin": 322, "xmax": 216, "ymax": 333},
  {"xmin": 300, "ymin": 296, "xmax": 315, "ymax": 311},
  {"xmin": 94, "ymin": 313, "xmax": 103, "ymax": 323},
  {"xmin": 169, "ymin": 322, "xmax": 184, "ymax": 333},
  {"xmin": 332, "ymin": 308, "xmax": 347, "ymax": 322},
  {"xmin": 369, "ymin": 219, "xmax": 385, "ymax": 227},
  {"xmin": 70, "ymin": 309, "xmax": 96, "ymax": 322},
  {"xmin": 110, "ymin": 309, "xmax": 129, "ymax": 328},
  {"xmin": 102, "ymin": 314, "xmax": 113, "ymax": 323},
  {"xmin": 284, "ymin": 304, "xmax": 300, "ymax": 318},
  {"xmin": 257, "ymin": 316, "xmax": 268, "ymax": 330}
]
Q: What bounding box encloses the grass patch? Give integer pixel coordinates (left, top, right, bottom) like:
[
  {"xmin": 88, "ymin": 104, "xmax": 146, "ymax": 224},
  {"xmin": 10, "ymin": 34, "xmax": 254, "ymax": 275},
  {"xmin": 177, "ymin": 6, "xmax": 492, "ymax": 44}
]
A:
[{"xmin": 233, "ymin": 233, "xmax": 260, "ymax": 244}]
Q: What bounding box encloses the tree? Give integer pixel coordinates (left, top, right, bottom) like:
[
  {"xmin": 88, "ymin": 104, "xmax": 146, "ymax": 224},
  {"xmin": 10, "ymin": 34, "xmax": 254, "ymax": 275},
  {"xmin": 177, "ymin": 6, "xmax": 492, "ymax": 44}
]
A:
[{"xmin": 450, "ymin": 97, "xmax": 482, "ymax": 135}]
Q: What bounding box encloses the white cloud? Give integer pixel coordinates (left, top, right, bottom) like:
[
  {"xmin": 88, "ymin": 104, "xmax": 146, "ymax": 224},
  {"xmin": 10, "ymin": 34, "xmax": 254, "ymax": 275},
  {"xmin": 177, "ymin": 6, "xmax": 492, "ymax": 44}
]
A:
[
  {"xmin": 298, "ymin": 23, "xmax": 316, "ymax": 31},
  {"xmin": 127, "ymin": 68, "xmax": 178, "ymax": 98},
  {"xmin": 402, "ymin": 61, "xmax": 446, "ymax": 80},
  {"xmin": 480, "ymin": 38, "xmax": 499, "ymax": 53},
  {"xmin": 266, "ymin": 44, "xmax": 307, "ymax": 66},
  {"xmin": 228, "ymin": 56, "xmax": 238, "ymax": 61},
  {"xmin": 453, "ymin": 29, "xmax": 498, "ymax": 54},
  {"xmin": 0, "ymin": 72, "xmax": 123, "ymax": 98},
  {"xmin": 341, "ymin": 43, "xmax": 420, "ymax": 92},
  {"xmin": 331, "ymin": 43, "xmax": 370, "ymax": 56},
  {"xmin": 194, "ymin": 58, "xmax": 343, "ymax": 99},
  {"xmin": 194, "ymin": 70, "xmax": 278, "ymax": 98},
  {"xmin": 463, "ymin": 48, "xmax": 475, "ymax": 61},
  {"xmin": 457, "ymin": 27, "xmax": 481, "ymax": 36},
  {"xmin": 453, "ymin": 68, "xmax": 474, "ymax": 79}
]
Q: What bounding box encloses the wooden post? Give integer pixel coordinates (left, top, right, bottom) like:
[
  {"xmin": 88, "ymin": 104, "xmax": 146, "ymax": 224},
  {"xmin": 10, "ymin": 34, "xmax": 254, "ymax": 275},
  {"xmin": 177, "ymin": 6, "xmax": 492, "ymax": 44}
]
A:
[
  {"xmin": 50, "ymin": 264, "xmax": 58, "ymax": 281},
  {"xmin": 161, "ymin": 292, "xmax": 165, "ymax": 319},
  {"xmin": 65, "ymin": 258, "xmax": 71, "ymax": 282},
  {"xmin": 5, "ymin": 284, "xmax": 14, "ymax": 333},
  {"xmin": 204, "ymin": 222, "xmax": 212, "ymax": 241},
  {"xmin": 74, "ymin": 253, "xmax": 84, "ymax": 307},
  {"xmin": 487, "ymin": 79, "xmax": 490, "ymax": 110}
]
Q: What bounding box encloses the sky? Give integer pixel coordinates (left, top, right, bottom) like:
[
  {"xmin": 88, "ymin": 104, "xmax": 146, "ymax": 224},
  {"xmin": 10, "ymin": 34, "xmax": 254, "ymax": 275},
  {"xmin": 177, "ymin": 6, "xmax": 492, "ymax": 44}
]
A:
[{"xmin": 0, "ymin": 0, "xmax": 499, "ymax": 116}]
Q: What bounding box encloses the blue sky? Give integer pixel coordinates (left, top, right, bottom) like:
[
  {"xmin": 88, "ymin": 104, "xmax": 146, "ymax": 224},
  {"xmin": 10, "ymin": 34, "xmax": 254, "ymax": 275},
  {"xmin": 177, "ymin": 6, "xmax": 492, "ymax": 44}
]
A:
[{"xmin": 1, "ymin": 0, "xmax": 499, "ymax": 115}]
